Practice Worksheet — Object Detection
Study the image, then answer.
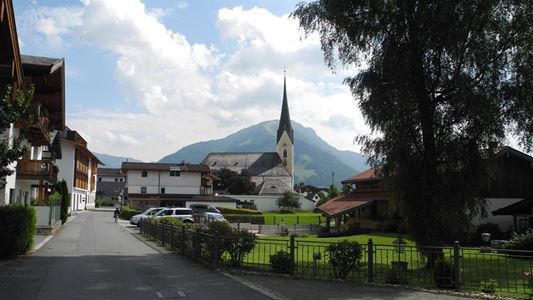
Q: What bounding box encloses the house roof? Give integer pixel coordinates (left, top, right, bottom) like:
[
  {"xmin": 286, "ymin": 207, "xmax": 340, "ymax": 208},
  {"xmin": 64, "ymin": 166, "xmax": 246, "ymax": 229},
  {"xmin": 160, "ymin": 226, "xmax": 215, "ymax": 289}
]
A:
[
  {"xmin": 257, "ymin": 177, "xmax": 293, "ymax": 195},
  {"xmin": 97, "ymin": 168, "xmax": 124, "ymax": 176},
  {"xmin": 492, "ymin": 198, "xmax": 532, "ymax": 216},
  {"xmin": 122, "ymin": 162, "xmax": 210, "ymax": 173},
  {"xmin": 342, "ymin": 166, "xmax": 382, "ymax": 184},
  {"xmin": 59, "ymin": 129, "xmax": 103, "ymax": 165},
  {"xmin": 319, "ymin": 191, "xmax": 388, "ymax": 217},
  {"xmin": 489, "ymin": 146, "xmax": 533, "ymax": 164},
  {"xmin": 202, "ymin": 152, "xmax": 290, "ymax": 177}
]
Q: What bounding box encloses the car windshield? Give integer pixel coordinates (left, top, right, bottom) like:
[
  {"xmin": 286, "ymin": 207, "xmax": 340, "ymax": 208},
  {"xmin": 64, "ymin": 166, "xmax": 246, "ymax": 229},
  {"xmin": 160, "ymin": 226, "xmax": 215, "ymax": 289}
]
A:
[
  {"xmin": 154, "ymin": 209, "xmax": 168, "ymax": 216},
  {"xmin": 147, "ymin": 208, "xmax": 162, "ymax": 215}
]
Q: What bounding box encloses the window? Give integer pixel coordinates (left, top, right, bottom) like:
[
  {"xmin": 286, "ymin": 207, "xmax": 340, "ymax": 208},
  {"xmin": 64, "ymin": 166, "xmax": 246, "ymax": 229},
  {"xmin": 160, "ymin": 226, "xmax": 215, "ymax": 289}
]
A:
[
  {"xmin": 142, "ymin": 171, "xmax": 147, "ymax": 177},
  {"xmin": 170, "ymin": 171, "xmax": 180, "ymax": 177},
  {"xmin": 141, "ymin": 187, "xmax": 147, "ymax": 193},
  {"xmin": 163, "ymin": 210, "xmax": 173, "ymax": 216},
  {"xmin": 115, "ymin": 178, "xmax": 118, "ymax": 182},
  {"xmin": 98, "ymin": 177, "xmax": 102, "ymax": 182},
  {"xmin": 161, "ymin": 188, "xmax": 165, "ymax": 194},
  {"xmin": 283, "ymin": 149, "xmax": 288, "ymax": 158},
  {"xmin": 119, "ymin": 178, "xmax": 123, "ymax": 182}
]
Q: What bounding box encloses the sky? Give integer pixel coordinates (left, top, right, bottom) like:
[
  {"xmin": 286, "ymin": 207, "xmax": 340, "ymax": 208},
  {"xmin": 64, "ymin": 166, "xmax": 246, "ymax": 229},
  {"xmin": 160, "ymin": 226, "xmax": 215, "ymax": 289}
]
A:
[{"xmin": 15, "ymin": 0, "xmax": 371, "ymax": 162}]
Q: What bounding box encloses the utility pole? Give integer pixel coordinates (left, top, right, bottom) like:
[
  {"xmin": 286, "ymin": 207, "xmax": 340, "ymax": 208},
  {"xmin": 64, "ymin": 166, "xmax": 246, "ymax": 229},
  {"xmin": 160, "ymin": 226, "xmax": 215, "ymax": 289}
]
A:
[{"xmin": 331, "ymin": 171, "xmax": 335, "ymax": 187}]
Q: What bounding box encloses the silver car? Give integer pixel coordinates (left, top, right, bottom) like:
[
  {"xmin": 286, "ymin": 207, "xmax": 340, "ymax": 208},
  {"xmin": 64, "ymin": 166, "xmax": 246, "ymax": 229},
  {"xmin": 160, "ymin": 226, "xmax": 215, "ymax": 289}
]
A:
[
  {"xmin": 154, "ymin": 208, "xmax": 194, "ymax": 223},
  {"xmin": 130, "ymin": 207, "xmax": 164, "ymax": 226}
]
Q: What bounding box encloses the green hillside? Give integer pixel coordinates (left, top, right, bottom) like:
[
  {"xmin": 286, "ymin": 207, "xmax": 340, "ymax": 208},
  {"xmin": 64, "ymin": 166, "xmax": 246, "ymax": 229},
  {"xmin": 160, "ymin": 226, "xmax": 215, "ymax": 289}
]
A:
[{"xmin": 158, "ymin": 120, "xmax": 367, "ymax": 187}]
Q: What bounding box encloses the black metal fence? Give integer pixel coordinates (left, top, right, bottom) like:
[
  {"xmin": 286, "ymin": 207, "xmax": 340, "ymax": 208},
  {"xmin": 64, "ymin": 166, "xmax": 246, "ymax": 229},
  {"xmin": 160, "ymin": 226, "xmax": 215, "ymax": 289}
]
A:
[{"xmin": 140, "ymin": 219, "xmax": 533, "ymax": 298}]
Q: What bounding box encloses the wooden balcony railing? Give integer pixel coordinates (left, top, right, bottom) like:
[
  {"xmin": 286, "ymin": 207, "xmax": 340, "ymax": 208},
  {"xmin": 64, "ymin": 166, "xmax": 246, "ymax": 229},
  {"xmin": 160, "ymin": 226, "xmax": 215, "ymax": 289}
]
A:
[
  {"xmin": 16, "ymin": 159, "xmax": 58, "ymax": 183},
  {"xmin": 16, "ymin": 102, "xmax": 51, "ymax": 145}
]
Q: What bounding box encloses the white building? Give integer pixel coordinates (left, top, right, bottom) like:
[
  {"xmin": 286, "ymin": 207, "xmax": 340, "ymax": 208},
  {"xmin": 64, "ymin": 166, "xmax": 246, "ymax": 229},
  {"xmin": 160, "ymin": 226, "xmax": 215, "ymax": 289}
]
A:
[
  {"xmin": 122, "ymin": 162, "xmax": 236, "ymax": 210},
  {"xmin": 55, "ymin": 128, "xmax": 101, "ymax": 211}
]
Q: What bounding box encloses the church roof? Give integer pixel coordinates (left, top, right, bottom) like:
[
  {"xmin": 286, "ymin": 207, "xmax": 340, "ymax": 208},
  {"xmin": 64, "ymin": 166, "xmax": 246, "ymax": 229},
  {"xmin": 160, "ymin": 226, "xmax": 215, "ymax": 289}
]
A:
[
  {"xmin": 258, "ymin": 177, "xmax": 293, "ymax": 195},
  {"xmin": 277, "ymin": 74, "xmax": 294, "ymax": 144},
  {"xmin": 202, "ymin": 152, "xmax": 291, "ymax": 177}
]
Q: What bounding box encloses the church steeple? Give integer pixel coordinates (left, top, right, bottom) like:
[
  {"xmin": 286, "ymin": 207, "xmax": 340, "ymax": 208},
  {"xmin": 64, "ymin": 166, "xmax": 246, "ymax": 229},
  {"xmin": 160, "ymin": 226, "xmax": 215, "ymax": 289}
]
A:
[{"xmin": 277, "ymin": 73, "xmax": 294, "ymax": 144}]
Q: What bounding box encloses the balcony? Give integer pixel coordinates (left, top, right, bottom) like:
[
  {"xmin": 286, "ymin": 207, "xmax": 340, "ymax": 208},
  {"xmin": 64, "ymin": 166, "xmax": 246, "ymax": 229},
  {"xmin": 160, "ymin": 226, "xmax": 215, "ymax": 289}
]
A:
[
  {"xmin": 16, "ymin": 102, "xmax": 51, "ymax": 146},
  {"xmin": 16, "ymin": 159, "xmax": 58, "ymax": 183}
]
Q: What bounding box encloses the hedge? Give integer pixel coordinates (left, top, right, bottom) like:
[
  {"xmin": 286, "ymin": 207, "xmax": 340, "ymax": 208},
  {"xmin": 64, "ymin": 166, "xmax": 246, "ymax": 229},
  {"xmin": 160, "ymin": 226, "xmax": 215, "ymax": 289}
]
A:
[
  {"xmin": 119, "ymin": 206, "xmax": 139, "ymax": 220},
  {"xmin": 224, "ymin": 214, "xmax": 265, "ymax": 224},
  {"xmin": 217, "ymin": 207, "xmax": 263, "ymax": 215},
  {"xmin": 0, "ymin": 205, "xmax": 36, "ymax": 257}
]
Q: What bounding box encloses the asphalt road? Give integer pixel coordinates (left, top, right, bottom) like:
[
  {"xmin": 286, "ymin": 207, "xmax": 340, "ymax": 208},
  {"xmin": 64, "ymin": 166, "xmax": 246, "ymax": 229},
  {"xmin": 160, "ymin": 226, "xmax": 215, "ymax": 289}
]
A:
[
  {"xmin": 0, "ymin": 211, "xmax": 270, "ymax": 300},
  {"xmin": 0, "ymin": 210, "xmax": 474, "ymax": 300}
]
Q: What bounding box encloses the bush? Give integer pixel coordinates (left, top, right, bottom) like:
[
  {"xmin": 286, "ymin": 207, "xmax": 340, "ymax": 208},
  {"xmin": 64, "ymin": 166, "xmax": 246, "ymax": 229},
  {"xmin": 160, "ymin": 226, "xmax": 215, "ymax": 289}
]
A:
[
  {"xmin": 217, "ymin": 207, "xmax": 262, "ymax": 215},
  {"xmin": 206, "ymin": 220, "xmax": 233, "ymax": 236},
  {"xmin": 95, "ymin": 199, "xmax": 115, "ymax": 207},
  {"xmin": 471, "ymin": 223, "xmax": 508, "ymax": 244},
  {"xmin": 54, "ymin": 180, "xmax": 70, "ymax": 224},
  {"xmin": 385, "ymin": 269, "xmax": 408, "ymax": 285},
  {"xmin": 480, "ymin": 279, "xmax": 497, "ymax": 294},
  {"xmin": 0, "ymin": 205, "xmax": 36, "ymax": 257},
  {"xmin": 226, "ymin": 229, "xmax": 256, "ymax": 267},
  {"xmin": 503, "ymin": 229, "xmax": 533, "ymax": 251},
  {"xmin": 119, "ymin": 206, "xmax": 139, "ymax": 220},
  {"xmin": 158, "ymin": 217, "xmax": 183, "ymax": 227},
  {"xmin": 224, "ymin": 214, "xmax": 265, "ymax": 224},
  {"xmin": 270, "ymin": 250, "xmax": 293, "ymax": 274},
  {"xmin": 326, "ymin": 240, "xmax": 362, "ymax": 279},
  {"xmin": 433, "ymin": 259, "xmax": 455, "ymax": 289}
]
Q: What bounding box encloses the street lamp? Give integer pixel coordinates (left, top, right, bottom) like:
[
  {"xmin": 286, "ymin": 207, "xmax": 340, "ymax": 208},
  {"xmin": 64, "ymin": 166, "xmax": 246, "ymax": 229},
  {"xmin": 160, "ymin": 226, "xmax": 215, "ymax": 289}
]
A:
[
  {"xmin": 392, "ymin": 236, "xmax": 408, "ymax": 273},
  {"xmin": 481, "ymin": 232, "xmax": 491, "ymax": 246}
]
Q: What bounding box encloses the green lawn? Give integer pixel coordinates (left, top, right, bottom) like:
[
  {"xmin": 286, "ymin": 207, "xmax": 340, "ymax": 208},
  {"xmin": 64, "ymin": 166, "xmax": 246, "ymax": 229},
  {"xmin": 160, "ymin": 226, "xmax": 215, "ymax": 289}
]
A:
[{"xmin": 262, "ymin": 211, "xmax": 323, "ymax": 225}]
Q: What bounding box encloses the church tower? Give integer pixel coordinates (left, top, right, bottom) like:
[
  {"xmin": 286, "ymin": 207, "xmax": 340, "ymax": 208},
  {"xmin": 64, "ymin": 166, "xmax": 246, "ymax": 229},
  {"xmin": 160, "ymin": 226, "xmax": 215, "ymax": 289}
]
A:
[{"xmin": 276, "ymin": 73, "xmax": 294, "ymax": 186}]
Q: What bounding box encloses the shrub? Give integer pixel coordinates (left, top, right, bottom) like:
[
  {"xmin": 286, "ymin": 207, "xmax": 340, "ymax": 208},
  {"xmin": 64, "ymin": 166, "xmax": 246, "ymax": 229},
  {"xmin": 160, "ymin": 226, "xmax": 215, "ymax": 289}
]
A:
[
  {"xmin": 158, "ymin": 217, "xmax": 183, "ymax": 227},
  {"xmin": 433, "ymin": 259, "xmax": 455, "ymax": 289},
  {"xmin": 385, "ymin": 269, "xmax": 408, "ymax": 285},
  {"xmin": 224, "ymin": 214, "xmax": 265, "ymax": 224},
  {"xmin": 0, "ymin": 205, "xmax": 36, "ymax": 257},
  {"xmin": 480, "ymin": 279, "xmax": 497, "ymax": 294},
  {"xmin": 54, "ymin": 180, "xmax": 70, "ymax": 224},
  {"xmin": 206, "ymin": 220, "xmax": 233, "ymax": 236},
  {"xmin": 503, "ymin": 229, "xmax": 533, "ymax": 252},
  {"xmin": 217, "ymin": 207, "xmax": 262, "ymax": 215},
  {"xmin": 270, "ymin": 250, "xmax": 293, "ymax": 274},
  {"xmin": 472, "ymin": 223, "xmax": 508, "ymax": 244},
  {"xmin": 119, "ymin": 206, "xmax": 139, "ymax": 220},
  {"xmin": 326, "ymin": 240, "xmax": 362, "ymax": 279},
  {"xmin": 226, "ymin": 229, "xmax": 256, "ymax": 267}
]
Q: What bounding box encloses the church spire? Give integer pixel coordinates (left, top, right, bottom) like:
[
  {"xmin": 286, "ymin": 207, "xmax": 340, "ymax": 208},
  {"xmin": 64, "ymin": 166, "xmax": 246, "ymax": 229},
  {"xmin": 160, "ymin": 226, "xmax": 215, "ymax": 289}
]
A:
[{"xmin": 277, "ymin": 72, "xmax": 294, "ymax": 144}]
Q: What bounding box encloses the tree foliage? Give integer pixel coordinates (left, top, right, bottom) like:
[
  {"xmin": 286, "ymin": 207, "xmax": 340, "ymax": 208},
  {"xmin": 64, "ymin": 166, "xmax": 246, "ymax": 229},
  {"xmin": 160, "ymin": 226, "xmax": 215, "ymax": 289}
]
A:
[
  {"xmin": 293, "ymin": 1, "xmax": 532, "ymax": 245},
  {"xmin": 0, "ymin": 86, "xmax": 34, "ymax": 179},
  {"xmin": 213, "ymin": 168, "xmax": 256, "ymax": 195},
  {"xmin": 328, "ymin": 184, "xmax": 340, "ymax": 199},
  {"xmin": 276, "ymin": 191, "xmax": 301, "ymax": 211}
]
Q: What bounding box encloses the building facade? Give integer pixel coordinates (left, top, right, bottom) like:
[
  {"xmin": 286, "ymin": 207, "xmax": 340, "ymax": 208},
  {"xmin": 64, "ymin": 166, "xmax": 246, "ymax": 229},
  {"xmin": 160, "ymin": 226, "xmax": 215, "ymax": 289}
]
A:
[
  {"xmin": 96, "ymin": 168, "xmax": 126, "ymax": 204},
  {"xmin": 55, "ymin": 129, "xmax": 100, "ymax": 211},
  {"xmin": 122, "ymin": 162, "xmax": 236, "ymax": 210}
]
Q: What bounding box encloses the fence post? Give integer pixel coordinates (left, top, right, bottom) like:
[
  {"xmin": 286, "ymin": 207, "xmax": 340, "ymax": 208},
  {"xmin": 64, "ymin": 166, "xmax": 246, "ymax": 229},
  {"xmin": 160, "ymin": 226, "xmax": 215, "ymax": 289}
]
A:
[
  {"xmin": 237, "ymin": 220, "xmax": 240, "ymax": 231},
  {"xmin": 161, "ymin": 225, "xmax": 165, "ymax": 247},
  {"xmin": 289, "ymin": 235, "xmax": 295, "ymax": 276},
  {"xmin": 453, "ymin": 241, "xmax": 461, "ymax": 291},
  {"xmin": 367, "ymin": 239, "xmax": 374, "ymax": 283},
  {"xmin": 258, "ymin": 223, "xmax": 262, "ymax": 234},
  {"xmin": 212, "ymin": 236, "xmax": 220, "ymax": 268},
  {"xmin": 296, "ymin": 215, "xmax": 299, "ymax": 225}
]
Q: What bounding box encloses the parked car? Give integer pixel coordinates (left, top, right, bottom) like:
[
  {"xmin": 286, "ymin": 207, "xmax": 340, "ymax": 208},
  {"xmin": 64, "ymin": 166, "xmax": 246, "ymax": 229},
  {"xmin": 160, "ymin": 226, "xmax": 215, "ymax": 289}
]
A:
[
  {"xmin": 154, "ymin": 207, "xmax": 194, "ymax": 223},
  {"xmin": 189, "ymin": 204, "xmax": 220, "ymax": 215},
  {"xmin": 199, "ymin": 212, "xmax": 227, "ymax": 224},
  {"xmin": 130, "ymin": 207, "xmax": 165, "ymax": 226}
]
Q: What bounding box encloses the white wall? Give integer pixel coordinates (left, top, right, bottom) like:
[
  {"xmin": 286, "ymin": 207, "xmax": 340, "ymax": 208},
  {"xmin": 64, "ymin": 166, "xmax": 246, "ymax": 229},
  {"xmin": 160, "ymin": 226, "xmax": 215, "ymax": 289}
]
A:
[
  {"xmin": 186, "ymin": 201, "xmax": 236, "ymax": 209},
  {"xmin": 229, "ymin": 194, "xmax": 316, "ymax": 212},
  {"xmin": 474, "ymin": 198, "xmax": 524, "ymax": 231},
  {"xmin": 0, "ymin": 125, "xmax": 18, "ymax": 205},
  {"xmin": 127, "ymin": 170, "xmax": 202, "ymax": 195},
  {"xmin": 56, "ymin": 141, "xmax": 75, "ymax": 194}
]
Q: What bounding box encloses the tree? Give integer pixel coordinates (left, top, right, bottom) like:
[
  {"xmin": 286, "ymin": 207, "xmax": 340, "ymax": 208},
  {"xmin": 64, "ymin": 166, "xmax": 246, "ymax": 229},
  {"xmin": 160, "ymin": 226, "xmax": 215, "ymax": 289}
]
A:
[
  {"xmin": 328, "ymin": 184, "xmax": 340, "ymax": 199},
  {"xmin": 293, "ymin": 1, "xmax": 532, "ymax": 246},
  {"xmin": 342, "ymin": 183, "xmax": 353, "ymax": 194},
  {"xmin": 54, "ymin": 180, "xmax": 70, "ymax": 224},
  {"xmin": 276, "ymin": 191, "xmax": 301, "ymax": 211},
  {"xmin": 213, "ymin": 168, "xmax": 256, "ymax": 195},
  {"xmin": 0, "ymin": 86, "xmax": 33, "ymax": 179},
  {"xmin": 315, "ymin": 192, "xmax": 329, "ymax": 207}
]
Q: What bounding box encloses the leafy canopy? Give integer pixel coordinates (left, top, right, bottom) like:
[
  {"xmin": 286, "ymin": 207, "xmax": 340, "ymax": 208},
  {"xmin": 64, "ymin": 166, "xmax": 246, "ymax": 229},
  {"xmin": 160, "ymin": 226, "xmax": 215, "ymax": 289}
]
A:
[
  {"xmin": 293, "ymin": 0, "xmax": 532, "ymax": 245},
  {"xmin": 213, "ymin": 168, "xmax": 256, "ymax": 195},
  {"xmin": 276, "ymin": 191, "xmax": 301, "ymax": 211}
]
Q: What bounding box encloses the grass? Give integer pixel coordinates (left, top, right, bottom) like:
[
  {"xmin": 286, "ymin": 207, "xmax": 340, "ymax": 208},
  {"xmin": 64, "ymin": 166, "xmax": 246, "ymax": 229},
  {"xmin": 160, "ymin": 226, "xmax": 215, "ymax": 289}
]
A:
[{"xmin": 262, "ymin": 211, "xmax": 323, "ymax": 225}]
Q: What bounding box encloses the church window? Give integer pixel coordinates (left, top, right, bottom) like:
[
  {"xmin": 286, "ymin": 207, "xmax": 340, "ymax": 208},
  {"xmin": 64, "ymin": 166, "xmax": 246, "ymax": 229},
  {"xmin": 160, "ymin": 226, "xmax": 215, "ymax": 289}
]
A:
[{"xmin": 283, "ymin": 149, "xmax": 288, "ymax": 158}]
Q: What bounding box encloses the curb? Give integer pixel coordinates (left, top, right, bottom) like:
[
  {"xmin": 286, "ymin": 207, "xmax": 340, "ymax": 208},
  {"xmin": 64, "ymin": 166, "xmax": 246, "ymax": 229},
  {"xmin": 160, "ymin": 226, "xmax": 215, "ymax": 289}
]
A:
[{"xmin": 30, "ymin": 235, "xmax": 53, "ymax": 253}]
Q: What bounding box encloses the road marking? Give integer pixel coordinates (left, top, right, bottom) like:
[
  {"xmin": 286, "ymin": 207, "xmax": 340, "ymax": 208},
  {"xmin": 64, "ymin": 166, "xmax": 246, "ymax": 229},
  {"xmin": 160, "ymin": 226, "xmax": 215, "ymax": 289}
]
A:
[
  {"xmin": 220, "ymin": 272, "xmax": 291, "ymax": 300},
  {"xmin": 155, "ymin": 291, "xmax": 163, "ymax": 298},
  {"xmin": 177, "ymin": 289, "xmax": 186, "ymax": 297}
]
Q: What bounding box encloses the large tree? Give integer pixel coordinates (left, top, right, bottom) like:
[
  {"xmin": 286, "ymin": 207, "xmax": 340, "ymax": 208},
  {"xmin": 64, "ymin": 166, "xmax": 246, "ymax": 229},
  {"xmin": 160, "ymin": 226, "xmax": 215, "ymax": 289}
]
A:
[
  {"xmin": 213, "ymin": 168, "xmax": 256, "ymax": 195},
  {"xmin": 0, "ymin": 86, "xmax": 33, "ymax": 180},
  {"xmin": 293, "ymin": 1, "xmax": 532, "ymax": 246}
]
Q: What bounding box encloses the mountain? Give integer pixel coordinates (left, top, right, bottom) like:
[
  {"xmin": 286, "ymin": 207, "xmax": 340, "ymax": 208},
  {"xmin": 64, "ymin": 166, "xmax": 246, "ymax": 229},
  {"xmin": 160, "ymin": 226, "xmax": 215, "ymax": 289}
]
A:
[
  {"xmin": 159, "ymin": 120, "xmax": 367, "ymax": 187},
  {"xmin": 94, "ymin": 153, "xmax": 143, "ymax": 168}
]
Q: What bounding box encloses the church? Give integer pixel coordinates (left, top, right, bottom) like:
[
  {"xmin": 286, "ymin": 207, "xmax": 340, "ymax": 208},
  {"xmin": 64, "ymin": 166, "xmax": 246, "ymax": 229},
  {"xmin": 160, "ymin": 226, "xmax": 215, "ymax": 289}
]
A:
[{"xmin": 202, "ymin": 75, "xmax": 295, "ymax": 195}]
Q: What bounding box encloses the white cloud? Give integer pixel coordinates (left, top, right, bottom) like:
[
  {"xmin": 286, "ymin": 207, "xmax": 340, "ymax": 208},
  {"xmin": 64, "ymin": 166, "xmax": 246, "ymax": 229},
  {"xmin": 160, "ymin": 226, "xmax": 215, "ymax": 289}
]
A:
[{"xmin": 23, "ymin": 2, "xmax": 370, "ymax": 161}]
